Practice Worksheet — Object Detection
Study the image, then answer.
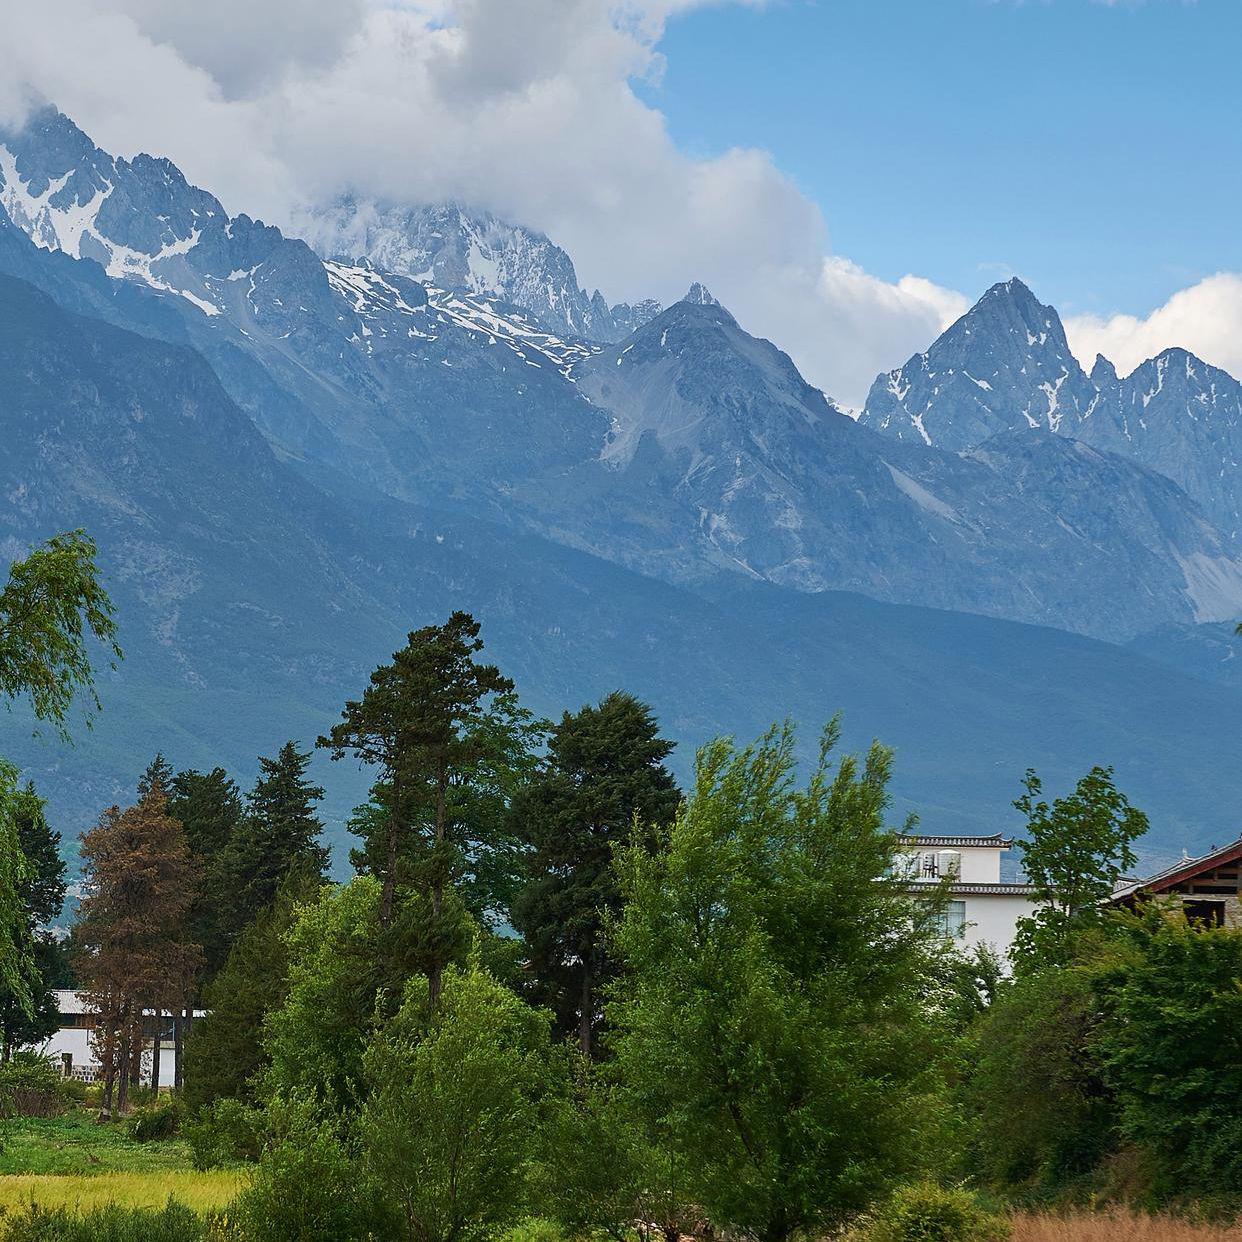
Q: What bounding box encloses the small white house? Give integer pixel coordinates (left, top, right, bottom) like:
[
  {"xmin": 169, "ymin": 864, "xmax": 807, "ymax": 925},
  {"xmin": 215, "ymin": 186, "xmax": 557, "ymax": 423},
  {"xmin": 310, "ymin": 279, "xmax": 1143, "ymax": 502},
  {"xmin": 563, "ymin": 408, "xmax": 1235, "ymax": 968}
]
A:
[
  {"xmin": 35, "ymin": 991, "xmax": 200, "ymax": 1088},
  {"xmin": 898, "ymin": 833, "xmax": 1039, "ymax": 959}
]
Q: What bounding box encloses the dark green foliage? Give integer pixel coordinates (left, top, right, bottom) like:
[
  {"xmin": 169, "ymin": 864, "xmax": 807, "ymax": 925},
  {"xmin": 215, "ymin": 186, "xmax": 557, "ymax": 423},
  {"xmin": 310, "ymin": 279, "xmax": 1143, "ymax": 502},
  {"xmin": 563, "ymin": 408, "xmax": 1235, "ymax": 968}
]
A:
[
  {"xmin": 0, "ymin": 530, "xmax": 120, "ymax": 735},
  {"xmin": 963, "ymin": 967, "xmax": 1117, "ymax": 1188},
  {"xmin": 225, "ymin": 742, "xmax": 328, "ymax": 925},
  {"xmin": 0, "ymin": 1201, "xmax": 211, "ymax": 1242},
  {"xmin": 127, "ymin": 1095, "xmax": 182, "ymax": 1141},
  {"xmin": 321, "ymin": 613, "xmax": 528, "ymax": 1008},
  {"xmin": 0, "ymin": 784, "xmax": 68, "ymax": 1057},
  {"xmin": 611, "ymin": 722, "xmax": 949, "ymax": 1242},
  {"xmin": 1012, "ymin": 767, "xmax": 1146, "ymax": 971},
  {"xmin": 510, "ymin": 691, "xmax": 679, "ymax": 1054},
  {"xmin": 0, "ymin": 1052, "xmax": 71, "ymax": 1118},
  {"xmin": 864, "ymin": 1182, "xmax": 1010, "ymax": 1242},
  {"xmin": 183, "ymin": 867, "xmax": 322, "ymax": 1113},
  {"xmin": 168, "ymin": 766, "xmax": 248, "ymax": 982},
  {"xmin": 1094, "ymin": 915, "xmax": 1242, "ymax": 1198},
  {"xmin": 185, "ymin": 1097, "xmax": 264, "ymax": 1170}
]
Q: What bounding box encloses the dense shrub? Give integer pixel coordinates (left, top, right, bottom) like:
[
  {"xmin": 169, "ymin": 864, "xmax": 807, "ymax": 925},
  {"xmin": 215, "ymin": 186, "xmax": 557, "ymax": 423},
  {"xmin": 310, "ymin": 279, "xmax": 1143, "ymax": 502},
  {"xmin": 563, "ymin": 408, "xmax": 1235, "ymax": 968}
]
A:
[
  {"xmin": 0, "ymin": 1053, "xmax": 70, "ymax": 1119},
  {"xmin": 864, "ymin": 1183, "xmax": 1010, "ymax": 1242},
  {"xmin": 229, "ymin": 1093, "xmax": 381, "ymax": 1241},
  {"xmin": 128, "ymin": 1095, "xmax": 182, "ymax": 1142},
  {"xmin": 0, "ymin": 1200, "xmax": 221, "ymax": 1242},
  {"xmin": 186, "ymin": 1098, "xmax": 264, "ymax": 1170}
]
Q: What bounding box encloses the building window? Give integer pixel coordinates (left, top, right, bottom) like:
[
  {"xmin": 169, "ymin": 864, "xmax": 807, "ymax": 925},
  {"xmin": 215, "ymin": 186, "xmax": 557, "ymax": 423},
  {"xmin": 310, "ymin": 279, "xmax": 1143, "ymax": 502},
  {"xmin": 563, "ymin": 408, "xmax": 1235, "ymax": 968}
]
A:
[
  {"xmin": 935, "ymin": 900, "xmax": 967, "ymax": 940},
  {"xmin": 922, "ymin": 852, "xmax": 939, "ymax": 878}
]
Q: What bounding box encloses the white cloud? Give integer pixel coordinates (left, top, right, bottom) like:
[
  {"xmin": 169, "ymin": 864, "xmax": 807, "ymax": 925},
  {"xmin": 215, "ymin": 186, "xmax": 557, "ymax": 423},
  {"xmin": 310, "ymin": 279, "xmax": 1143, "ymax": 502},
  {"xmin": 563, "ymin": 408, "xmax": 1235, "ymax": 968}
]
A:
[
  {"xmin": 0, "ymin": 0, "xmax": 972, "ymax": 405},
  {"xmin": 1065, "ymin": 273, "xmax": 1242, "ymax": 380}
]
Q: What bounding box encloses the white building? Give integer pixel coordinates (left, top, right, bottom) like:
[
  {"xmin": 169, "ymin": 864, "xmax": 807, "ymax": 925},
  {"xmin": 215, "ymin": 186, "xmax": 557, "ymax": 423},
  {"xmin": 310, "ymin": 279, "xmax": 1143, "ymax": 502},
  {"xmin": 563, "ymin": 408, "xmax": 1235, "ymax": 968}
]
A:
[
  {"xmin": 898, "ymin": 833, "xmax": 1039, "ymax": 958},
  {"xmin": 35, "ymin": 991, "xmax": 198, "ymax": 1088}
]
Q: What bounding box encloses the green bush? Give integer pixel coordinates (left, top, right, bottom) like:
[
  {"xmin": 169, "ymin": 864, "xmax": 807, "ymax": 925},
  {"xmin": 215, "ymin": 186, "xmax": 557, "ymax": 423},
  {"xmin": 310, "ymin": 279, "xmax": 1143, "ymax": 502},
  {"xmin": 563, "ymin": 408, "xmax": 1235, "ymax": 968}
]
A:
[
  {"xmin": 229, "ymin": 1094, "xmax": 381, "ymax": 1240},
  {"xmin": 127, "ymin": 1095, "xmax": 182, "ymax": 1142},
  {"xmin": 0, "ymin": 1199, "xmax": 219, "ymax": 1242},
  {"xmin": 0, "ymin": 1053, "xmax": 71, "ymax": 1119},
  {"xmin": 497, "ymin": 1221, "xmax": 566, "ymax": 1242},
  {"xmin": 864, "ymin": 1182, "xmax": 1010, "ymax": 1242},
  {"xmin": 185, "ymin": 1099, "xmax": 263, "ymax": 1171}
]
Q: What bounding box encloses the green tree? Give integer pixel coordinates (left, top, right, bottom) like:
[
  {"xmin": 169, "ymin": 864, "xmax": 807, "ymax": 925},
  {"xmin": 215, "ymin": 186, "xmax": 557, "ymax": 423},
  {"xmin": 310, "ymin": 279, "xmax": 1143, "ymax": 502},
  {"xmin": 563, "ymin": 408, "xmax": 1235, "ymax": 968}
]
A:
[
  {"xmin": 1012, "ymin": 767, "xmax": 1147, "ymax": 971},
  {"xmin": 0, "ymin": 530, "xmax": 120, "ymax": 734},
  {"xmin": 962, "ymin": 965, "xmax": 1116, "ymax": 1188},
  {"xmin": 1094, "ymin": 912, "xmax": 1242, "ymax": 1195},
  {"xmin": 262, "ymin": 877, "xmax": 385, "ymax": 1111},
  {"xmin": 511, "ymin": 691, "xmax": 679, "ymax": 1055},
  {"xmin": 183, "ymin": 865, "xmax": 323, "ymax": 1113},
  {"xmin": 610, "ymin": 722, "xmax": 949, "ymax": 1242},
  {"xmin": 0, "ymin": 764, "xmax": 31, "ymax": 1024},
  {"xmin": 358, "ymin": 962, "xmax": 556, "ymax": 1242},
  {"xmin": 235, "ymin": 742, "xmax": 329, "ymax": 911},
  {"xmin": 320, "ymin": 612, "xmax": 516, "ymax": 1005},
  {"xmin": 0, "ymin": 784, "xmax": 68, "ymax": 1059},
  {"xmin": 168, "ymin": 766, "xmax": 248, "ymax": 983}
]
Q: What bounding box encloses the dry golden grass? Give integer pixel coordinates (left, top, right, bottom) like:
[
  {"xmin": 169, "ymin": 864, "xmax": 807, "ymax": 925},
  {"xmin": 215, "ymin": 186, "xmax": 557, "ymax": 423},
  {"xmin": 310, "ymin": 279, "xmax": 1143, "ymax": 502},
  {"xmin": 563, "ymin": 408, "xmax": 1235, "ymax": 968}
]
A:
[
  {"xmin": 1012, "ymin": 1208, "xmax": 1242, "ymax": 1241},
  {"xmin": 0, "ymin": 1169, "xmax": 247, "ymax": 1215}
]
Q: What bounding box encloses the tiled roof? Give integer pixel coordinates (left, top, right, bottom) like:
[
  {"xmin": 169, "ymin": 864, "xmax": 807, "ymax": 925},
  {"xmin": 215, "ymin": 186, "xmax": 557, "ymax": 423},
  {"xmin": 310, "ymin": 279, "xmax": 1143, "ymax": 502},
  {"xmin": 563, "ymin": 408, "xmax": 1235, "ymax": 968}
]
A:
[
  {"xmin": 898, "ymin": 833, "xmax": 1015, "ymax": 849},
  {"xmin": 1110, "ymin": 836, "xmax": 1242, "ymax": 903}
]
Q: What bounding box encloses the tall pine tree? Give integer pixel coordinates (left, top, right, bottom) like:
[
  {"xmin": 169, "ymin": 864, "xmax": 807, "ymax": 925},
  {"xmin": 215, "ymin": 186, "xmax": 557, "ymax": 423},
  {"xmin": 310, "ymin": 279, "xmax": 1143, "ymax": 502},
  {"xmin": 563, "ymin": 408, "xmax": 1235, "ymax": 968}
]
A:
[
  {"xmin": 320, "ymin": 612, "xmax": 516, "ymax": 1007},
  {"xmin": 511, "ymin": 691, "xmax": 680, "ymax": 1056},
  {"xmin": 227, "ymin": 742, "xmax": 328, "ymax": 921}
]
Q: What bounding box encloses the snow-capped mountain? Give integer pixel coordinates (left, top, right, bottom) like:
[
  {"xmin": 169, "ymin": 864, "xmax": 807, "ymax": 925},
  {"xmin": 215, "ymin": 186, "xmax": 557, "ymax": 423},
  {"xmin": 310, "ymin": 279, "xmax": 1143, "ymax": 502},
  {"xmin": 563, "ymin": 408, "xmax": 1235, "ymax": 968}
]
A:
[
  {"xmin": 859, "ymin": 277, "xmax": 1242, "ymax": 540},
  {"xmin": 4, "ymin": 107, "xmax": 1242, "ymax": 642},
  {"xmin": 858, "ymin": 278, "xmax": 1099, "ymax": 448},
  {"xmin": 302, "ymin": 199, "xmax": 660, "ymax": 344}
]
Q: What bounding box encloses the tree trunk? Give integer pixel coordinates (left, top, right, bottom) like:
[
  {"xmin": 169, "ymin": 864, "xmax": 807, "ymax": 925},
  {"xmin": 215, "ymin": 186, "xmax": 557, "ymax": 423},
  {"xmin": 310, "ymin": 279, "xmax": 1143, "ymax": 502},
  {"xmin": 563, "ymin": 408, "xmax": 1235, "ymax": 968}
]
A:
[
  {"xmin": 578, "ymin": 958, "xmax": 593, "ymax": 1058},
  {"xmin": 150, "ymin": 1009, "xmax": 162, "ymax": 1092},
  {"xmin": 429, "ymin": 765, "xmax": 449, "ymax": 1009},
  {"xmin": 98, "ymin": 1017, "xmax": 117, "ymax": 1120},
  {"xmin": 380, "ymin": 770, "xmax": 401, "ymax": 929},
  {"xmin": 173, "ymin": 1010, "xmax": 184, "ymax": 1092},
  {"xmin": 116, "ymin": 1027, "xmax": 131, "ymax": 1115}
]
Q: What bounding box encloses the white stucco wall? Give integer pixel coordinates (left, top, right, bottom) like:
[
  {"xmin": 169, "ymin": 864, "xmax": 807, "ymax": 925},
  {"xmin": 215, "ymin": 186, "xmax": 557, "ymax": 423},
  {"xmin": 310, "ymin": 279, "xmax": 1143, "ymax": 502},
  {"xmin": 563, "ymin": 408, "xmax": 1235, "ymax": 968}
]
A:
[{"xmin": 957, "ymin": 892, "xmax": 1038, "ymax": 957}]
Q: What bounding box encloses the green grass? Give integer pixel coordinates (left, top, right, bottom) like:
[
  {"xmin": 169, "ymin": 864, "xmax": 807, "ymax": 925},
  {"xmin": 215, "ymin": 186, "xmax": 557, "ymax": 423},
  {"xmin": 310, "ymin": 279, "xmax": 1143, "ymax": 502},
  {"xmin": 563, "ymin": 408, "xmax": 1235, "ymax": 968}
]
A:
[
  {"xmin": 0, "ymin": 1111, "xmax": 199, "ymax": 1176},
  {"xmin": 0, "ymin": 1170, "xmax": 245, "ymax": 1215}
]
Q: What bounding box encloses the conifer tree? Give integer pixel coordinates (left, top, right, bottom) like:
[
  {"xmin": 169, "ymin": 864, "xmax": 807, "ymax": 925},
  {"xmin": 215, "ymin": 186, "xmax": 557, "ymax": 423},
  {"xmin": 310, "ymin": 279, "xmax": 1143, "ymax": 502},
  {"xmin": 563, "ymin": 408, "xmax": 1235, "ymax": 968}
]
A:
[
  {"xmin": 229, "ymin": 742, "xmax": 329, "ymax": 921},
  {"xmin": 74, "ymin": 775, "xmax": 202, "ymax": 1114},
  {"xmin": 320, "ymin": 612, "xmax": 516, "ymax": 1006},
  {"xmin": 511, "ymin": 691, "xmax": 679, "ymax": 1056}
]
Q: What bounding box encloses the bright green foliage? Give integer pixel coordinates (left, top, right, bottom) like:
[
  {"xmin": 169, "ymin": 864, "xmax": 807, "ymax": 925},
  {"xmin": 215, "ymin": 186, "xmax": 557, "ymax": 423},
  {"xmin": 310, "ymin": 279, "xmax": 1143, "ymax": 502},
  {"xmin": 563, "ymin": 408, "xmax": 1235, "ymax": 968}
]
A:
[
  {"xmin": 357, "ymin": 963, "xmax": 556, "ymax": 1242},
  {"xmin": 231, "ymin": 1093, "xmax": 376, "ymax": 1241},
  {"xmin": 184, "ymin": 868, "xmax": 323, "ymax": 1114},
  {"xmin": 1, "ymin": 783, "xmax": 69, "ymax": 1057},
  {"xmin": 863, "ymin": 1182, "xmax": 1010, "ymax": 1242},
  {"xmin": 0, "ymin": 762, "xmax": 32, "ymax": 1025},
  {"xmin": 0, "ymin": 1052, "xmax": 71, "ymax": 1118},
  {"xmin": 185, "ymin": 1097, "xmax": 263, "ymax": 1171},
  {"xmin": 262, "ymin": 877, "xmax": 384, "ymax": 1110},
  {"xmin": 610, "ymin": 722, "xmax": 949, "ymax": 1242},
  {"xmin": 1012, "ymin": 767, "xmax": 1146, "ymax": 971},
  {"xmin": 510, "ymin": 691, "xmax": 679, "ymax": 1055},
  {"xmin": 0, "ymin": 530, "xmax": 121, "ymax": 735},
  {"xmin": 1093, "ymin": 914, "xmax": 1242, "ymax": 1196},
  {"xmin": 963, "ymin": 967, "xmax": 1116, "ymax": 1187}
]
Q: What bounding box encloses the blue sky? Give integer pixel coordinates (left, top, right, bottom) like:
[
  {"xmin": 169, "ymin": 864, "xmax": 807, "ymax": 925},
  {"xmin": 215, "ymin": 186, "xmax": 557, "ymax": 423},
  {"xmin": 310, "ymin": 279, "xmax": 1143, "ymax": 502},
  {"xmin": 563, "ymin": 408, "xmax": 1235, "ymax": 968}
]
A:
[{"xmin": 650, "ymin": 0, "xmax": 1241, "ymax": 318}]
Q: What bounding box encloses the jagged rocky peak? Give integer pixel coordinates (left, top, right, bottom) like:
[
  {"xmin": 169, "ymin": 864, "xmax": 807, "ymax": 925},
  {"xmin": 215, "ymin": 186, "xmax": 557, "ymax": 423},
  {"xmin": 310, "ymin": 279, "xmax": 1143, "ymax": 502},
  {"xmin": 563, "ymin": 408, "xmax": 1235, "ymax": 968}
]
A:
[
  {"xmin": 301, "ymin": 196, "xmax": 660, "ymax": 344},
  {"xmin": 1090, "ymin": 353, "xmax": 1119, "ymax": 388},
  {"xmin": 858, "ymin": 275, "xmax": 1097, "ymax": 450},
  {"xmin": 683, "ymin": 281, "xmax": 719, "ymax": 306}
]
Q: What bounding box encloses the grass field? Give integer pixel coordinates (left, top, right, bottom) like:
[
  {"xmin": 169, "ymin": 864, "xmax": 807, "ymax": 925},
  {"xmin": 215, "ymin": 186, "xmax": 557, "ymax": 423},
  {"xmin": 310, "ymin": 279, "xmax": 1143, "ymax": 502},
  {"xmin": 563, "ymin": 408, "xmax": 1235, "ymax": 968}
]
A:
[
  {"xmin": 1012, "ymin": 1210, "xmax": 1242, "ymax": 1240},
  {"xmin": 0, "ymin": 1111, "xmax": 246, "ymax": 1219}
]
